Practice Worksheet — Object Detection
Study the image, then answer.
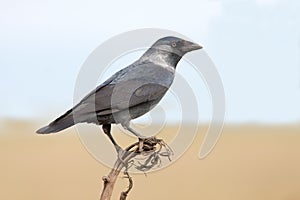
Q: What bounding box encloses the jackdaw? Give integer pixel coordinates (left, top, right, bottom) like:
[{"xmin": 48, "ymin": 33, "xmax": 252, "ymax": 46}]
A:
[{"xmin": 37, "ymin": 36, "xmax": 202, "ymax": 152}]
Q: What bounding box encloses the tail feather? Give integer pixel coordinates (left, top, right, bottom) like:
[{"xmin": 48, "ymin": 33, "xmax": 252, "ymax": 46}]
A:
[{"xmin": 36, "ymin": 109, "xmax": 75, "ymax": 134}]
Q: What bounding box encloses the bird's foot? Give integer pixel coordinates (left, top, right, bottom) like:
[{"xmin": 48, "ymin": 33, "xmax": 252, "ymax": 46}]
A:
[{"xmin": 138, "ymin": 137, "xmax": 159, "ymax": 153}]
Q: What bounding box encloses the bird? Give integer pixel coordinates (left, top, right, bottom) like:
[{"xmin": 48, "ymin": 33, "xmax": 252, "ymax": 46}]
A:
[{"xmin": 37, "ymin": 36, "xmax": 202, "ymax": 152}]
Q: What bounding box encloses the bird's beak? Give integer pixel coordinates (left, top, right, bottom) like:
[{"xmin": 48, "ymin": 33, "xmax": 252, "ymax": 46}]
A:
[{"xmin": 183, "ymin": 40, "xmax": 203, "ymax": 52}]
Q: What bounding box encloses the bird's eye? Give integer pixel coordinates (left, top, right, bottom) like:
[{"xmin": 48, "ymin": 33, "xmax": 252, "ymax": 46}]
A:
[{"xmin": 171, "ymin": 42, "xmax": 177, "ymax": 47}]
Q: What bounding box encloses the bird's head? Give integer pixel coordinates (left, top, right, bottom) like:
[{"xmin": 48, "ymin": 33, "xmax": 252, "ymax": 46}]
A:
[{"xmin": 151, "ymin": 36, "xmax": 203, "ymax": 57}]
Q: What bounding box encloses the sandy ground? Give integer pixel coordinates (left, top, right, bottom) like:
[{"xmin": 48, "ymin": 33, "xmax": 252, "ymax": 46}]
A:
[{"xmin": 0, "ymin": 120, "xmax": 300, "ymax": 200}]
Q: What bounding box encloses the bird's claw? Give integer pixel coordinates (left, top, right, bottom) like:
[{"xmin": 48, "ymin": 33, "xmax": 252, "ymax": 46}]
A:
[{"xmin": 138, "ymin": 136, "xmax": 158, "ymax": 153}]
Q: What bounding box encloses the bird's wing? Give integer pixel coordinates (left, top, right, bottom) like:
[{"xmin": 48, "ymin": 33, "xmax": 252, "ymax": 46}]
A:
[{"xmin": 72, "ymin": 62, "xmax": 174, "ymax": 117}]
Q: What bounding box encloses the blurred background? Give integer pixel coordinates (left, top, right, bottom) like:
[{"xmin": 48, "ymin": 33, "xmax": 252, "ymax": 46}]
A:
[{"xmin": 0, "ymin": 0, "xmax": 299, "ymax": 199}]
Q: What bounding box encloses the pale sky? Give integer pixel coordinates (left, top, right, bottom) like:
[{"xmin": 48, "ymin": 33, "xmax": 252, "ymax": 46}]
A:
[{"xmin": 0, "ymin": 0, "xmax": 299, "ymax": 123}]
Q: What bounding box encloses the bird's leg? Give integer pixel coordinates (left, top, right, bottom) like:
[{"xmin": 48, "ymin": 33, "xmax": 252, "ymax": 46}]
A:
[
  {"xmin": 121, "ymin": 122, "xmax": 147, "ymax": 152},
  {"xmin": 138, "ymin": 138, "xmax": 145, "ymax": 153},
  {"xmin": 102, "ymin": 124, "xmax": 125, "ymax": 158}
]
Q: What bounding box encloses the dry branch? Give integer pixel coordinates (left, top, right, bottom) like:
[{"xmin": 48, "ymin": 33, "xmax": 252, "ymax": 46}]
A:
[{"xmin": 99, "ymin": 137, "xmax": 173, "ymax": 200}]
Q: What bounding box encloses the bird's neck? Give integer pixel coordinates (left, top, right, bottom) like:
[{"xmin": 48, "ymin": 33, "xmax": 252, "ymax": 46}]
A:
[{"xmin": 139, "ymin": 48, "xmax": 182, "ymax": 68}]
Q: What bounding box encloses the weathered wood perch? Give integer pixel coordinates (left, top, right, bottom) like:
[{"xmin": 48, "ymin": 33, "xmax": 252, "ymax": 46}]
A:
[{"xmin": 99, "ymin": 137, "xmax": 173, "ymax": 200}]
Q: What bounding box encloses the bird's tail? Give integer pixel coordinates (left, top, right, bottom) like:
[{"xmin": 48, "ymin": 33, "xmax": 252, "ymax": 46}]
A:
[{"xmin": 36, "ymin": 109, "xmax": 75, "ymax": 134}]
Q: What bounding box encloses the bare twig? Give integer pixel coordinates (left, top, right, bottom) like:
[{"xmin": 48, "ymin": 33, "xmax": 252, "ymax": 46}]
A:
[
  {"xmin": 99, "ymin": 137, "xmax": 173, "ymax": 200},
  {"xmin": 120, "ymin": 171, "xmax": 133, "ymax": 200}
]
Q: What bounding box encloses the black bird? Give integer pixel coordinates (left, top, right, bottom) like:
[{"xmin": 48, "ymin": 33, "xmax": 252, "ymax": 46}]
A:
[{"xmin": 37, "ymin": 36, "xmax": 202, "ymax": 152}]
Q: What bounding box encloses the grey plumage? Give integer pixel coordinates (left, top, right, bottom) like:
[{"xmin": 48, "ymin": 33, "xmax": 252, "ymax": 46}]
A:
[{"xmin": 36, "ymin": 36, "xmax": 202, "ymax": 148}]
